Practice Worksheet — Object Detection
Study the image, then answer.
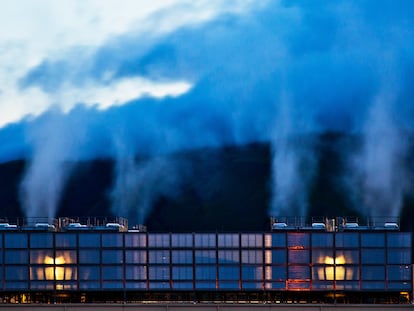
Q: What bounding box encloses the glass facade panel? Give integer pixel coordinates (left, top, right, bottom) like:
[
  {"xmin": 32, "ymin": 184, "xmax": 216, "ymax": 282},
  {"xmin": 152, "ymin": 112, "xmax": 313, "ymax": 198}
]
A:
[
  {"xmin": 172, "ymin": 282, "xmax": 193, "ymax": 289},
  {"xmin": 56, "ymin": 281, "xmax": 77, "ymax": 290},
  {"xmin": 79, "ymin": 250, "xmax": 100, "ymax": 264},
  {"xmin": 0, "ymin": 230, "xmax": 411, "ymax": 295},
  {"xmin": 266, "ymin": 266, "xmax": 287, "ymax": 281},
  {"xmin": 270, "ymin": 249, "xmax": 286, "ymax": 264},
  {"xmin": 125, "ymin": 233, "xmax": 146, "ymax": 248},
  {"xmin": 387, "ymin": 233, "xmax": 411, "ymax": 247},
  {"xmin": 4, "ymin": 282, "xmax": 28, "ymax": 290},
  {"xmin": 5, "ymin": 250, "xmax": 28, "ymax": 264},
  {"xmin": 218, "ymin": 265, "xmax": 239, "ymax": 280},
  {"xmin": 195, "ymin": 281, "xmax": 216, "ymax": 289},
  {"xmin": 312, "ymin": 233, "xmax": 333, "ymax": 248},
  {"xmin": 30, "ymin": 266, "xmax": 49, "ymax": 280},
  {"xmin": 271, "ymin": 233, "xmax": 286, "ymax": 247},
  {"xmin": 149, "ymin": 282, "xmax": 170, "ymax": 289},
  {"xmin": 312, "ymin": 265, "xmax": 357, "ymax": 281},
  {"xmin": 219, "ymin": 281, "xmax": 239, "ymax": 289},
  {"xmin": 312, "ymin": 281, "xmax": 334, "ymax": 290},
  {"xmin": 265, "ymin": 281, "xmax": 286, "ymax": 289},
  {"xmin": 125, "ymin": 265, "xmax": 146, "ymax": 280},
  {"xmin": 148, "ymin": 250, "xmax": 170, "ymax": 264},
  {"xmin": 102, "ymin": 266, "xmax": 123, "ymax": 280},
  {"xmin": 335, "ymin": 233, "xmax": 359, "ymax": 248},
  {"xmin": 148, "ymin": 234, "xmax": 170, "ymax": 248},
  {"xmin": 5, "ymin": 266, "xmax": 28, "ymax": 280},
  {"xmin": 30, "ymin": 233, "xmax": 53, "ymax": 248},
  {"xmin": 387, "ymin": 265, "xmax": 411, "ymax": 281},
  {"xmin": 361, "ymin": 233, "xmax": 384, "ymax": 247},
  {"xmin": 79, "ymin": 282, "xmax": 100, "ymax": 289},
  {"xmin": 241, "ymin": 266, "xmax": 263, "ymax": 280},
  {"xmin": 194, "ymin": 234, "xmax": 216, "ymax": 248},
  {"xmin": 79, "ymin": 266, "xmax": 100, "ymax": 280},
  {"xmin": 387, "ymin": 249, "xmax": 411, "ymax": 264},
  {"xmin": 361, "ymin": 266, "xmax": 385, "ymax": 280},
  {"xmin": 30, "ymin": 250, "xmax": 53, "ymax": 264},
  {"xmin": 241, "ymin": 250, "xmax": 263, "ymax": 264},
  {"xmin": 102, "ymin": 281, "xmax": 123, "ymax": 289},
  {"xmin": 312, "ymin": 249, "xmax": 333, "ymax": 264},
  {"xmin": 288, "ymin": 233, "xmax": 310, "ymax": 248},
  {"xmin": 242, "ymin": 282, "xmax": 262, "ymax": 289},
  {"xmin": 196, "ymin": 266, "xmax": 216, "ymax": 280},
  {"xmin": 102, "ymin": 250, "xmax": 123, "ymax": 264},
  {"xmin": 149, "ymin": 266, "xmax": 170, "ymax": 280},
  {"xmin": 288, "ymin": 249, "xmax": 309, "ymax": 264},
  {"xmin": 218, "ymin": 234, "xmax": 239, "ymax": 248},
  {"xmin": 361, "ymin": 281, "xmax": 385, "ymax": 290},
  {"xmin": 195, "ymin": 250, "xmax": 216, "ymax": 264},
  {"xmin": 4, "ymin": 233, "xmax": 27, "ymax": 248},
  {"xmin": 126, "ymin": 281, "xmax": 147, "ymax": 289},
  {"xmin": 55, "ymin": 234, "xmax": 76, "ymax": 248},
  {"xmin": 79, "ymin": 234, "xmax": 100, "ymax": 248},
  {"xmin": 388, "ymin": 281, "xmax": 411, "ymax": 290},
  {"xmin": 218, "ymin": 250, "xmax": 239, "ymax": 264},
  {"xmin": 241, "ymin": 234, "xmax": 263, "ymax": 248},
  {"xmin": 336, "ymin": 250, "xmax": 359, "ymax": 264},
  {"xmin": 287, "ymin": 281, "xmax": 310, "ymax": 289},
  {"xmin": 288, "ymin": 266, "xmax": 310, "ymax": 279},
  {"xmin": 171, "ymin": 234, "xmax": 193, "ymax": 248},
  {"xmin": 56, "ymin": 250, "xmax": 77, "ymax": 264},
  {"xmin": 361, "ymin": 249, "xmax": 385, "ymax": 264},
  {"xmin": 342, "ymin": 266, "xmax": 359, "ymax": 281},
  {"xmin": 30, "ymin": 281, "xmax": 54, "ymax": 290},
  {"xmin": 335, "ymin": 281, "xmax": 360, "ymax": 290},
  {"xmin": 102, "ymin": 234, "xmax": 123, "ymax": 247},
  {"xmin": 125, "ymin": 250, "xmax": 147, "ymax": 264},
  {"xmin": 172, "ymin": 266, "xmax": 193, "ymax": 280},
  {"xmin": 172, "ymin": 250, "xmax": 193, "ymax": 264},
  {"xmin": 56, "ymin": 265, "xmax": 77, "ymax": 281}
]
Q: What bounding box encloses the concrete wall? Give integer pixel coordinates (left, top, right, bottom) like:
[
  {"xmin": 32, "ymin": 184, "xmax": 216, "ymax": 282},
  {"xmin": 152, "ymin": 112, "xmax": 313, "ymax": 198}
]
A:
[{"xmin": 0, "ymin": 304, "xmax": 414, "ymax": 311}]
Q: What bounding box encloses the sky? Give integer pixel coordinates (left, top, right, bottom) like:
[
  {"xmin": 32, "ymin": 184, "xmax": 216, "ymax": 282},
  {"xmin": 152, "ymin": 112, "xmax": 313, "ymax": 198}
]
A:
[{"xmin": 1, "ymin": 0, "xmax": 414, "ymax": 222}]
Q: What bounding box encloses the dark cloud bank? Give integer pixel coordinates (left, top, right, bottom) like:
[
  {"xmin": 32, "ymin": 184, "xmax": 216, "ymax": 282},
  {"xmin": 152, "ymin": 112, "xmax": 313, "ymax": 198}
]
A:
[{"xmin": 1, "ymin": 0, "xmax": 414, "ymax": 226}]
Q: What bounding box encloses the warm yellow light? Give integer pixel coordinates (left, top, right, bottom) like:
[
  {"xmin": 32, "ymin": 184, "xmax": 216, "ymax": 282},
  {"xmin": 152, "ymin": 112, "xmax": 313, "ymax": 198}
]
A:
[
  {"xmin": 55, "ymin": 256, "xmax": 65, "ymax": 265},
  {"xmin": 44, "ymin": 256, "xmax": 54, "ymax": 265},
  {"xmin": 318, "ymin": 256, "xmax": 348, "ymax": 281},
  {"xmin": 41, "ymin": 255, "xmax": 72, "ymax": 282}
]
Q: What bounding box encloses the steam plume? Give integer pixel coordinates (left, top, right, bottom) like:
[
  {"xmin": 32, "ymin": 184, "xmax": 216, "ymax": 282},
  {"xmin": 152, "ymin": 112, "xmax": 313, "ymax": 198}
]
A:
[
  {"xmin": 270, "ymin": 89, "xmax": 317, "ymax": 217},
  {"xmin": 356, "ymin": 88, "xmax": 407, "ymax": 217}
]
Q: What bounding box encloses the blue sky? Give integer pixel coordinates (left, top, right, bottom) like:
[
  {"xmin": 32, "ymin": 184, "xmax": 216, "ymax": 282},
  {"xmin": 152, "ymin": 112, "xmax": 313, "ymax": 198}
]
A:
[{"xmin": 1, "ymin": 0, "xmax": 414, "ymax": 220}]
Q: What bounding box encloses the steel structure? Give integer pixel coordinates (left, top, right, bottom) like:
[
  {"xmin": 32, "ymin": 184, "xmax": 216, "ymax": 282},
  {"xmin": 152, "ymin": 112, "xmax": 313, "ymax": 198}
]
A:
[{"xmin": 0, "ymin": 217, "xmax": 411, "ymax": 304}]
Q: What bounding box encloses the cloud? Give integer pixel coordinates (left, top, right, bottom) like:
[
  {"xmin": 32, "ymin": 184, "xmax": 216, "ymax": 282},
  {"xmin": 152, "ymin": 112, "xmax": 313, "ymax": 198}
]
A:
[{"xmin": 0, "ymin": 0, "xmax": 258, "ymax": 127}]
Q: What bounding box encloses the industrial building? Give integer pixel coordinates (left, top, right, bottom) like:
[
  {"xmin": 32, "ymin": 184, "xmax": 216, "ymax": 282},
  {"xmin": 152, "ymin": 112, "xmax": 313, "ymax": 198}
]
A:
[{"xmin": 0, "ymin": 216, "xmax": 411, "ymax": 304}]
